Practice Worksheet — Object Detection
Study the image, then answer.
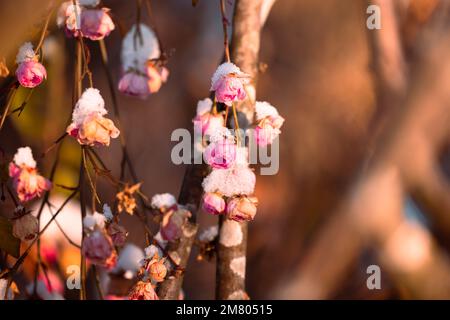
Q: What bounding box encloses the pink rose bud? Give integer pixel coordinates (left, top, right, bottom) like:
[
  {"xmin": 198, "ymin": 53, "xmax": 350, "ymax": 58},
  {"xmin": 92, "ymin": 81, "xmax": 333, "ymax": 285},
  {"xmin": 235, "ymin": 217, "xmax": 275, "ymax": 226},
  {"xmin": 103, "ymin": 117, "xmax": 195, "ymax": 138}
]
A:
[
  {"xmin": 16, "ymin": 60, "xmax": 47, "ymax": 88},
  {"xmin": 82, "ymin": 230, "xmax": 117, "ymax": 268},
  {"xmin": 128, "ymin": 281, "xmax": 159, "ymax": 300},
  {"xmin": 160, "ymin": 209, "xmax": 191, "ymax": 242},
  {"xmin": 255, "ymin": 122, "xmax": 280, "ymax": 147},
  {"xmin": 80, "ymin": 8, "xmax": 115, "ymax": 41},
  {"xmin": 193, "ymin": 113, "xmax": 225, "ymax": 136},
  {"xmin": 9, "ymin": 163, "xmax": 52, "ymax": 203},
  {"xmin": 107, "ymin": 222, "xmax": 128, "ymax": 247},
  {"xmin": 204, "ymin": 138, "xmax": 237, "ymax": 169},
  {"xmin": 12, "ymin": 208, "xmax": 39, "ymax": 241},
  {"xmin": 202, "ymin": 192, "xmax": 225, "ymax": 215},
  {"xmin": 118, "ymin": 72, "xmax": 151, "ymax": 99},
  {"xmin": 213, "ymin": 75, "xmax": 247, "ymax": 106},
  {"xmin": 226, "ymin": 196, "xmax": 258, "ymax": 222},
  {"xmin": 68, "ymin": 113, "xmax": 120, "ymax": 146},
  {"xmin": 210, "ymin": 63, "xmax": 249, "ymax": 106}
]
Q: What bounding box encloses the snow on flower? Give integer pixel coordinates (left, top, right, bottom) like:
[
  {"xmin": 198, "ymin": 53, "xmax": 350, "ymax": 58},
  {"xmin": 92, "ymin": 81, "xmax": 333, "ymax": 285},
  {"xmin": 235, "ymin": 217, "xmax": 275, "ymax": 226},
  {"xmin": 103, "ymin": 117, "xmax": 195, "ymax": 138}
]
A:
[
  {"xmin": 210, "ymin": 62, "xmax": 249, "ymax": 106},
  {"xmin": 66, "ymin": 88, "xmax": 119, "ymax": 146},
  {"xmin": 15, "ymin": 42, "xmax": 46, "ymax": 88},
  {"xmin": 9, "ymin": 147, "xmax": 52, "ymax": 202},
  {"xmin": 150, "ymin": 193, "xmax": 177, "ymax": 212},
  {"xmin": 83, "ymin": 211, "xmax": 106, "ymax": 231},
  {"xmin": 13, "ymin": 146, "xmax": 36, "ymax": 168},
  {"xmin": 144, "ymin": 244, "xmax": 163, "ymax": 260},
  {"xmin": 254, "ymin": 101, "xmax": 285, "ymax": 147},
  {"xmin": 114, "ymin": 243, "xmax": 145, "ymax": 277},
  {"xmin": 192, "ymin": 98, "xmax": 225, "ymax": 136},
  {"xmin": 121, "ymin": 24, "xmax": 160, "ymax": 73},
  {"xmin": 202, "ymin": 165, "xmax": 256, "ymax": 198},
  {"xmin": 198, "ymin": 225, "xmax": 219, "ymax": 242},
  {"xmin": 16, "ymin": 42, "xmax": 36, "ymax": 64},
  {"xmin": 79, "ymin": 0, "xmax": 100, "ymax": 7},
  {"xmin": 204, "ymin": 136, "xmax": 237, "ymax": 169},
  {"xmin": 119, "ymin": 24, "xmax": 168, "ymax": 98},
  {"xmin": 103, "ymin": 203, "xmax": 114, "ymax": 221}
]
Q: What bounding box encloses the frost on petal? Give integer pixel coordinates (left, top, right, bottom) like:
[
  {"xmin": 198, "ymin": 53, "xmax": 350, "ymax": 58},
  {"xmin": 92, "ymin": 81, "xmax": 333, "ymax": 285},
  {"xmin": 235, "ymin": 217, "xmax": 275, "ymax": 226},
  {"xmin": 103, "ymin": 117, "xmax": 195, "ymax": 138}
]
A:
[
  {"xmin": 103, "ymin": 203, "xmax": 114, "ymax": 221},
  {"xmin": 114, "ymin": 243, "xmax": 144, "ymax": 275},
  {"xmin": 16, "ymin": 42, "xmax": 36, "ymax": 64},
  {"xmin": 13, "ymin": 146, "xmax": 36, "ymax": 168},
  {"xmin": 71, "ymin": 88, "xmax": 106, "ymax": 126},
  {"xmin": 83, "ymin": 211, "xmax": 106, "ymax": 231},
  {"xmin": 121, "ymin": 24, "xmax": 160, "ymax": 73},
  {"xmin": 144, "ymin": 244, "xmax": 163, "ymax": 260},
  {"xmin": 198, "ymin": 225, "xmax": 219, "ymax": 242},
  {"xmin": 210, "ymin": 62, "xmax": 243, "ymax": 91},
  {"xmin": 202, "ymin": 166, "xmax": 256, "ymax": 197},
  {"xmin": 150, "ymin": 193, "xmax": 177, "ymax": 210},
  {"xmin": 196, "ymin": 98, "xmax": 213, "ymax": 116},
  {"xmin": 255, "ymin": 101, "xmax": 279, "ymax": 121},
  {"xmin": 79, "ymin": 0, "xmax": 100, "ymax": 7},
  {"xmin": 208, "ymin": 127, "xmax": 234, "ymax": 143}
]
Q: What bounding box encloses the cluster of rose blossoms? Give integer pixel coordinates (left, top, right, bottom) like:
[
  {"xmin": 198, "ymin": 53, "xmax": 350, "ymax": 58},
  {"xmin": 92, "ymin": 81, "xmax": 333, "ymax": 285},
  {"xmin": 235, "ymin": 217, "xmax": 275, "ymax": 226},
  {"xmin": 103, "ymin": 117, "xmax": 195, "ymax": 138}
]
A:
[
  {"xmin": 57, "ymin": 0, "xmax": 115, "ymax": 41},
  {"xmin": 8, "ymin": 147, "xmax": 52, "ymax": 241},
  {"xmin": 194, "ymin": 62, "xmax": 285, "ymax": 221},
  {"xmin": 127, "ymin": 193, "xmax": 191, "ymax": 300}
]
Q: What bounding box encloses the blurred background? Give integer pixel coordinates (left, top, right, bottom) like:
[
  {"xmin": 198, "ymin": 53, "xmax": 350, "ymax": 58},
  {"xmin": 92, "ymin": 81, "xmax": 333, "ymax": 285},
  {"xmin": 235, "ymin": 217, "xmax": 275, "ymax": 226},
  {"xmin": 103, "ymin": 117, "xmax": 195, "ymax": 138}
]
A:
[{"xmin": 1, "ymin": 0, "xmax": 450, "ymax": 299}]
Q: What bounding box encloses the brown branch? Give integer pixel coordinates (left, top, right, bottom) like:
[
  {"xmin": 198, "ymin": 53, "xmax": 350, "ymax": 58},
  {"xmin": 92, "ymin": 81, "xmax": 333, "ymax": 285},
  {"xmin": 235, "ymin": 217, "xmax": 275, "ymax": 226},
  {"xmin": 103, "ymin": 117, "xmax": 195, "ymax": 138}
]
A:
[{"xmin": 215, "ymin": 0, "xmax": 275, "ymax": 300}]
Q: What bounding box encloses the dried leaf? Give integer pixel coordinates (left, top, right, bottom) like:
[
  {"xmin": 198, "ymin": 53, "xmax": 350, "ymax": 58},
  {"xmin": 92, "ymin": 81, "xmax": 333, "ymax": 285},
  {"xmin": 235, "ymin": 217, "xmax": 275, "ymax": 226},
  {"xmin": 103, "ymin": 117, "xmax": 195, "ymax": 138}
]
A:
[{"xmin": 0, "ymin": 216, "xmax": 21, "ymax": 258}]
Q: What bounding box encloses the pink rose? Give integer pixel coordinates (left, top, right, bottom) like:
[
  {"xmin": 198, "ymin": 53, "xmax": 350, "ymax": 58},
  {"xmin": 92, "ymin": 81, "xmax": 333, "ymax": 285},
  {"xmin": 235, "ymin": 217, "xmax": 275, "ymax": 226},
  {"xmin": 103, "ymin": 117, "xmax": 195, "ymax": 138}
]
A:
[
  {"xmin": 9, "ymin": 163, "xmax": 52, "ymax": 203},
  {"xmin": 226, "ymin": 196, "xmax": 258, "ymax": 222},
  {"xmin": 128, "ymin": 281, "xmax": 159, "ymax": 300},
  {"xmin": 255, "ymin": 115, "xmax": 284, "ymax": 147},
  {"xmin": 204, "ymin": 138, "xmax": 237, "ymax": 169},
  {"xmin": 118, "ymin": 72, "xmax": 150, "ymax": 99},
  {"xmin": 67, "ymin": 113, "xmax": 120, "ymax": 146},
  {"xmin": 80, "ymin": 9, "xmax": 115, "ymax": 41},
  {"xmin": 107, "ymin": 222, "xmax": 128, "ymax": 247},
  {"xmin": 160, "ymin": 209, "xmax": 190, "ymax": 242},
  {"xmin": 193, "ymin": 113, "xmax": 225, "ymax": 136},
  {"xmin": 16, "ymin": 61, "xmax": 47, "ymax": 88},
  {"xmin": 212, "ymin": 75, "xmax": 247, "ymax": 106},
  {"xmin": 82, "ymin": 230, "xmax": 117, "ymax": 268},
  {"xmin": 202, "ymin": 192, "xmax": 225, "ymax": 215}
]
